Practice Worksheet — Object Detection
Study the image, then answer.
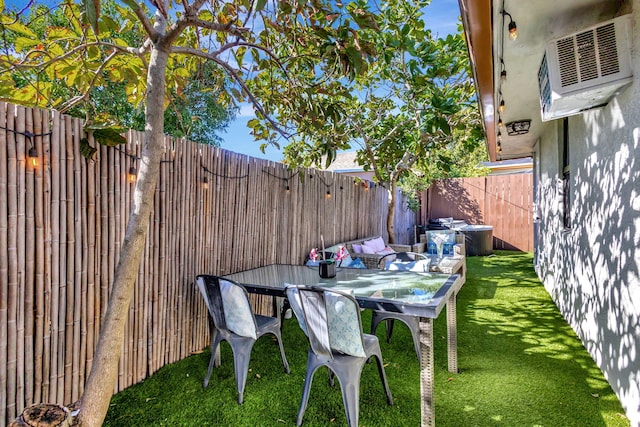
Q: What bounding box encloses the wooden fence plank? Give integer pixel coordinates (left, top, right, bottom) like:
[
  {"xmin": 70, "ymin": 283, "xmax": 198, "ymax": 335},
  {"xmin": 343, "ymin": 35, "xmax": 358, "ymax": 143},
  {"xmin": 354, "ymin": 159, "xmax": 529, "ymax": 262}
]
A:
[{"xmin": 424, "ymin": 174, "xmax": 533, "ymax": 252}]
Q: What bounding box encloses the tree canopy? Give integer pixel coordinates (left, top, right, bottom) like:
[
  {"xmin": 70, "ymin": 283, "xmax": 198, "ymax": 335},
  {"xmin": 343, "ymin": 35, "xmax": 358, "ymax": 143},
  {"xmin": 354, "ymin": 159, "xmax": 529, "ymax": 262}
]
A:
[
  {"xmin": 0, "ymin": 0, "xmax": 237, "ymax": 145},
  {"xmin": 272, "ymin": 11, "xmax": 487, "ymax": 240}
]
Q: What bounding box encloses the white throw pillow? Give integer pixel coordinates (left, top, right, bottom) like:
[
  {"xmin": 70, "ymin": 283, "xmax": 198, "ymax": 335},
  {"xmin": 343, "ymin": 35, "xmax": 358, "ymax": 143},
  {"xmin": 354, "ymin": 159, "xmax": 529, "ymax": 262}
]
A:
[
  {"xmin": 361, "ymin": 244, "xmax": 376, "ymax": 254},
  {"xmin": 220, "ymin": 280, "xmax": 257, "ymax": 339},
  {"xmin": 364, "ymin": 237, "xmax": 386, "ymax": 253}
]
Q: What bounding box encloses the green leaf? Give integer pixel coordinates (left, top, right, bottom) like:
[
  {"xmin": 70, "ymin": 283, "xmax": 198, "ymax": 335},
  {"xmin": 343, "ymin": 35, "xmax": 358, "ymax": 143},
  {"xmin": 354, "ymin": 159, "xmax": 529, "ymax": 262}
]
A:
[
  {"xmin": 5, "ymin": 20, "xmax": 36, "ymax": 37},
  {"xmin": 256, "ymin": 0, "xmax": 267, "ymax": 12},
  {"xmin": 13, "ymin": 37, "xmax": 40, "ymax": 52},
  {"xmin": 120, "ymin": 0, "xmax": 139, "ymax": 9},
  {"xmin": 230, "ymin": 87, "xmax": 243, "ymax": 101},
  {"xmin": 80, "ymin": 137, "xmax": 98, "ymax": 160},
  {"xmin": 90, "ymin": 127, "xmax": 128, "ymax": 147},
  {"xmin": 48, "ymin": 27, "xmax": 74, "ymax": 40},
  {"xmin": 87, "ymin": 45, "xmax": 101, "ymax": 60},
  {"xmin": 83, "ymin": 0, "xmax": 100, "ymax": 35}
]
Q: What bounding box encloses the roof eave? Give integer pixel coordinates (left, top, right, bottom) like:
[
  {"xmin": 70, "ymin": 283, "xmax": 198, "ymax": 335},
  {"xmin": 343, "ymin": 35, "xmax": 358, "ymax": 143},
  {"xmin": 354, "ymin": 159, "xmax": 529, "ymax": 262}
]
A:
[{"xmin": 458, "ymin": 0, "xmax": 496, "ymax": 161}]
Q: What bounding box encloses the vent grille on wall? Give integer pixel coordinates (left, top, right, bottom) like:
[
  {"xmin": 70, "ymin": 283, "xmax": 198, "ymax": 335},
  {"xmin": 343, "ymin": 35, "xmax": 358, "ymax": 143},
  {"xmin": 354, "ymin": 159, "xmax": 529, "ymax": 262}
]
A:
[{"xmin": 538, "ymin": 15, "xmax": 632, "ymax": 121}]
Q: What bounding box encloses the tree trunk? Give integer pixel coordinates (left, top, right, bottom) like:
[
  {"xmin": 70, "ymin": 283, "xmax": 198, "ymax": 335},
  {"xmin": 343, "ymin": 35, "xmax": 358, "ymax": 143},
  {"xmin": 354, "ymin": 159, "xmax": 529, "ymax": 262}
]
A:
[
  {"xmin": 10, "ymin": 404, "xmax": 71, "ymax": 427},
  {"xmin": 387, "ymin": 181, "xmax": 397, "ymax": 244},
  {"xmin": 76, "ymin": 46, "xmax": 169, "ymax": 427}
]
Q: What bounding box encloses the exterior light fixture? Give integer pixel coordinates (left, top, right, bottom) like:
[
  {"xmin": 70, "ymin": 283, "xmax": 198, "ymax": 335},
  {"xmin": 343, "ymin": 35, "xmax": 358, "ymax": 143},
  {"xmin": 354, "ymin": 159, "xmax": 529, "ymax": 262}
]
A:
[
  {"xmin": 127, "ymin": 166, "xmax": 137, "ymax": 183},
  {"xmin": 506, "ymin": 120, "xmax": 531, "ymax": 135},
  {"xmin": 28, "ymin": 146, "xmax": 39, "ymax": 169}
]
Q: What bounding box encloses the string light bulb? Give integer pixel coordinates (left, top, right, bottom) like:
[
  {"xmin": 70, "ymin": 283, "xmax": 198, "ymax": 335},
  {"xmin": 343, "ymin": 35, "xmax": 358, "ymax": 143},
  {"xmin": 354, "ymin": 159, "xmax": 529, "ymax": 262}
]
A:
[
  {"xmin": 502, "ymin": 10, "xmax": 518, "ymax": 40},
  {"xmin": 202, "ymin": 176, "xmax": 209, "ymax": 190},
  {"xmin": 325, "ymin": 190, "xmax": 331, "ymax": 199},
  {"xmin": 498, "ymin": 116, "xmax": 503, "ymax": 128},
  {"xmin": 499, "ymin": 99, "xmax": 505, "ymax": 113},
  {"xmin": 28, "ymin": 146, "xmax": 39, "ymax": 169},
  {"xmin": 127, "ymin": 166, "xmax": 137, "ymax": 183},
  {"xmin": 508, "ymin": 19, "xmax": 518, "ymax": 40}
]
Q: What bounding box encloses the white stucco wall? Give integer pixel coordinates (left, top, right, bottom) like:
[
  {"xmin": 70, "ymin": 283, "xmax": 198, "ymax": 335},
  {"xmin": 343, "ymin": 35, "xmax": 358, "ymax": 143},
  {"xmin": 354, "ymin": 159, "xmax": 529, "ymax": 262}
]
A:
[{"xmin": 534, "ymin": 6, "xmax": 640, "ymax": 425}]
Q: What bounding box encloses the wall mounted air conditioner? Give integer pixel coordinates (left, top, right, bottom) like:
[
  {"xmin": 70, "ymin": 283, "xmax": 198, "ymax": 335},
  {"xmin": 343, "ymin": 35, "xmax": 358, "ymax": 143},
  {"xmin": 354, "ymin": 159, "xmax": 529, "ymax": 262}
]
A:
[{"xmin": 538, "ymin": 14, "xmax": 632, "ymax": 121}]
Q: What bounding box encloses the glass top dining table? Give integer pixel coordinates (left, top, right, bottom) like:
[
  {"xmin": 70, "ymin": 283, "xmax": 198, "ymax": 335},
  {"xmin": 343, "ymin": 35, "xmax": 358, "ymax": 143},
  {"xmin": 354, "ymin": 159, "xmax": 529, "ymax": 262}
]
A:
[{"xmin": 223, "ymin": 264, "xmax": 465, "ymax": 427}]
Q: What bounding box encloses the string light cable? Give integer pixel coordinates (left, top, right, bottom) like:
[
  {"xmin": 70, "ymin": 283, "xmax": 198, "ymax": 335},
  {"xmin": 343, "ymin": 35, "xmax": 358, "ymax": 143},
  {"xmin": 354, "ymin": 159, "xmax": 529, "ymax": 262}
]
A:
[
  {"xmin": 262, "ymin": 168, "xmax": 296, "ymax": 192},
  {"xmin": 0, "ymin": 125, "xmax": 52, "ymax": 169}
]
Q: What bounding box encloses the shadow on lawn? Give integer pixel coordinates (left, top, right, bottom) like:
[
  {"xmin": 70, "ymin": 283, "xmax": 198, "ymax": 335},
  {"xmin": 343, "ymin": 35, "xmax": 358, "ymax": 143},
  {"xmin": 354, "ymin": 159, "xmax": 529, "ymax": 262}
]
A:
[{"xmin": 447, "ymin": 251, "xmax": 629, "ymax": 426}]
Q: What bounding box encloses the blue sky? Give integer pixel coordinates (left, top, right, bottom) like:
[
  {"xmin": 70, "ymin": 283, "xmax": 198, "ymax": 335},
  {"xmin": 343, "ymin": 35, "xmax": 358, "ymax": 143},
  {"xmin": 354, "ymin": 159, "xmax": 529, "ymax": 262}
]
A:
[{"xmin": 219, "ymin": 0, "xmax": 462, "ymax": 162}]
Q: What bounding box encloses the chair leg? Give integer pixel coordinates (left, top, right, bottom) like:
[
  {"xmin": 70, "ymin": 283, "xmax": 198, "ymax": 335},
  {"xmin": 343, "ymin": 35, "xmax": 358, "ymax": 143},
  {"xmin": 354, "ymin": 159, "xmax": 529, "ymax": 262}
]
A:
[
  {"xmin": 297, "ymin": 353, "xmax": 321, "ymax": 426},
  {"xmin": 373, "ymin": 354, "xmax": 394, "ymax": 405},
  {"xmin": 370, "ymin": 311, "xmax": 382, "ymax": 335},
  {"xmin": 371, "ymin": 312, "xmax": 395, "ymax": 343},
  {"xmin": 203, "ymin": 333, "xmax": 223, "ymax": 388},
  {"xmin": 280, "ymin": 298, "xmax": 291, "ymax": 330},
  {"xmin": 328, "ymin": 369, "xmax": 335, "ymax": 387},
  {"xmin": 271, "ymin": 331, "xmax": 290, "ymax": 374},
  {"xmin": 384, "ymin": 319, "xmax": 395, "ymax": 343},
  {"xmin": 230, "ymin": 337, "xmax": 256, "ymax": 404},
  {"xmin": 330, "ymin": 358, "xmax": 365, "ymax": 427},
  {"xmin": 203, "ymin": 351, "xmax": 215, "ymax": 388}
]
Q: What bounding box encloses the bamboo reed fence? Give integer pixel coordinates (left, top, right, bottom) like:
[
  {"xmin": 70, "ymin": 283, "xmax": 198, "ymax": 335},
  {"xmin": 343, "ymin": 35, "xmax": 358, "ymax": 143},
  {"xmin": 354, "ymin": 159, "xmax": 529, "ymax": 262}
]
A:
[{"xmin": 0, "ymin": 102, "xmax": 390, "ymax": 427}]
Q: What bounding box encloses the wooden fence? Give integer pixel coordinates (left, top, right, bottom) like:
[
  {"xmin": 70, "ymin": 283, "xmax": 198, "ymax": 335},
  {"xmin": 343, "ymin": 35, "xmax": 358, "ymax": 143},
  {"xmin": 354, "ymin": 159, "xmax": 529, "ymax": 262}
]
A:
[
  {"xmin": 393, "ymin": 190, "xmax": 419, "ymax": 245},
  {"xmin": 420, "ymin": 175, "xmax": 534, "ymax": 252},
  {"xmin": 0, "ymin": 102, "xmax": 389, "ymax": 426}
]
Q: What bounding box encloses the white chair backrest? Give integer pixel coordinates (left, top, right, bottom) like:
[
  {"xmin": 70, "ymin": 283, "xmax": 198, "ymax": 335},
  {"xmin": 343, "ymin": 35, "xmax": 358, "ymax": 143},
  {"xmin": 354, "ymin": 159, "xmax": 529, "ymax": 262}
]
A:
[
  {"xmin": 219, "ymin": 279, "xmax": 258, "ymax": 340},
  {"xmin": 289, "ymin": 286, "xmax": 366, "ymax": 358}
]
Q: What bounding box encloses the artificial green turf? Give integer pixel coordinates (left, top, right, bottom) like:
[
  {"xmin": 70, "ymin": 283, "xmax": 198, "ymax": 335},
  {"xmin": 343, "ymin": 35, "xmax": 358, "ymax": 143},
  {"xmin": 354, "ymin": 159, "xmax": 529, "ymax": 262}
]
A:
[{"xmin": 104, "ymin": 251, "xmax": 630, "ymax": 426}]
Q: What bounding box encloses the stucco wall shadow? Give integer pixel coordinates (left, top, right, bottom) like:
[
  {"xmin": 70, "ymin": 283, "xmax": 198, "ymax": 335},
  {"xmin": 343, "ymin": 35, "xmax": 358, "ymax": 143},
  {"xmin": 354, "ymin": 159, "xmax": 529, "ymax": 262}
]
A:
[{"xmin": 536, "ymin": 96, "xmax": 640, "ymax": 425}]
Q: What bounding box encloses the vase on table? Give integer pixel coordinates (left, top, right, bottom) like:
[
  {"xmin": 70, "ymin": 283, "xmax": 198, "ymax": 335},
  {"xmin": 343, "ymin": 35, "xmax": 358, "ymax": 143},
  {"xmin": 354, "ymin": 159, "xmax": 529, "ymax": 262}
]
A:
[
  {"xmin": 436, "ymin": 243, "xmax": 444, "ymax": 261},
  {"xmin": 319, "ymin": 260, "xmax": 336, "ymax": 278}
]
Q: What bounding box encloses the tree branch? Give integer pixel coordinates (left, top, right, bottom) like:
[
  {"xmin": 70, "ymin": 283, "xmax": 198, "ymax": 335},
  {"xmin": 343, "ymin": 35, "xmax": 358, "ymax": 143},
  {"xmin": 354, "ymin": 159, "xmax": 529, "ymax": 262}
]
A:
[
  {"xmin": 123, "ymin": 1, "xmax": 158, "ymax": 40},
  {"xmin": 185, "ymin": 18, "xmax": 250, "ymax": 38},
  {"xmin": 7, "ymin": 41, "xmax": 146, "ymax": 73},
  {"xmin": 171, "ymin": 45, "xmax": 291, "ymax": 139},
  {"xmin": 57, "ymin": 49, "xmax": 120, "ymax": 113}
]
